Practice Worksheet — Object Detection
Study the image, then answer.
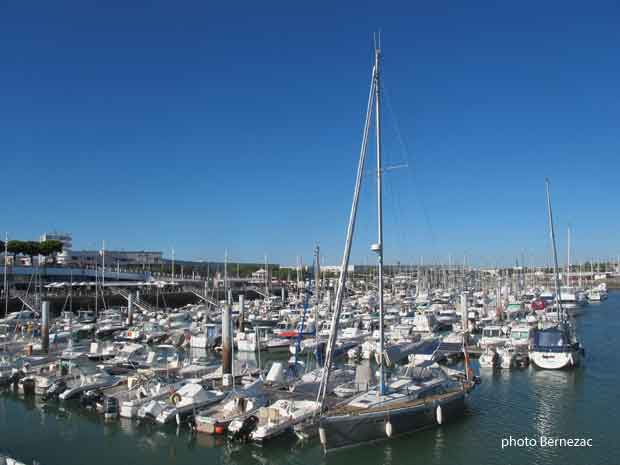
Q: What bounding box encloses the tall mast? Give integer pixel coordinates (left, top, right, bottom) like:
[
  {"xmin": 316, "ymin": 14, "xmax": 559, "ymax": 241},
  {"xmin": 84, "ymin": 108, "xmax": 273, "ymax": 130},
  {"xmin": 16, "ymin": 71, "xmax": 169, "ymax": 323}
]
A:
[
  {"xmin": 224, "ymin": 249, "xmax": 228, "ymax": 302},
  {"xmin": 545, "ymin": 179, "xmax": 563, "ymax": 321},
  {"xmin": 102, "ymin": 240, "xmax": 105, "ymax": 289},
  {"xmin": 316, "ymin": 48, "xmax": 376, "ymax": 411},
  {"xmin": 372, "ymin": 40, "xmax": 386, "ymax": 396},
  {"xmin": 265, "ymin": 255, "xmax": 269, "ymax": 300},
  {"xmin": 3, "ymin": 232, "xmax": 8, "ymax": 318},
  {"xmin": 314, "ymin": 245, "xmax": 321, "ymax": 302},
  {"xmin": 95, "ymin": 251, "xmax": 98, "ymax": 317},
  {"xmin": 567, "ymin": 227, "xmax": 571, "ymax": 286},
  {"xmin": 314, "ymin": 245, "xmax": 321, "ymax": 349}
]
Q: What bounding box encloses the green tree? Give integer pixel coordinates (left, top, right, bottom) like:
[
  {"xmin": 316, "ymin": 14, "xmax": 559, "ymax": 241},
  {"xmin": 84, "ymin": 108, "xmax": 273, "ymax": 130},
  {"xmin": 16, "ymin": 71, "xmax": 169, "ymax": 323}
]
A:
[
  {"xmin": 19, "ymin": 241, "xmax": 42, "ymax": 266},
  {"xmin": 39, "ymin": 240, "xmax": 63, "ymax": 264},
  {"xmin": 7, "ymin": 240, "xmax": 26, "ymax": 263}
]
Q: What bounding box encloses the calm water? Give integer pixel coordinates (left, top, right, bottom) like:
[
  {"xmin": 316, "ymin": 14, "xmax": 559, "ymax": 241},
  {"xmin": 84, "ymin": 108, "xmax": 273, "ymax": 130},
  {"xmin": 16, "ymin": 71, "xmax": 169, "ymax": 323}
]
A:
[{"xmin": 2, "ymin": 293, "xmax": 619, "ymax": 465}]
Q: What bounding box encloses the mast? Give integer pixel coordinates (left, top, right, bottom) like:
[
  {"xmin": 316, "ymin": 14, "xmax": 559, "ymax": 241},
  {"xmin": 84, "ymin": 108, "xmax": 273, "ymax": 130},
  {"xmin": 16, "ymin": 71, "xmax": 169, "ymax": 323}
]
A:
[
  {"xmin": 3, "ymin": 232, "xmax": 8, "ymax": 318},
  {"xmin": 70, "ymin": 269, "xmax": 73, "ymax": 313},
  {"xmin": 545, "ymin": 179, "xmax": 563, "ymax": 321},
  {"xmin": 567, "ymin": 227, "xmax": 571, "ymax": 286},
  {"xmin": 102, "ymin": 240, "xmax": 105, "ymax": 289},
  {"xmin": 264, "ymin": 254, "xmax": 269, "ymax": 301},
  {"xmin": 372, "ymin": 40, "xmax": 386, "ymax": 396},
  {"xmin": 95, "ymin": 248, "xmax": 98, "ymax": 317},
  {"xmin": 316, "ymin": 47, "xmax": 376, "ymax": 411},
  {"xmin": 314, "ymin": 245, "xmax": 321, "ymax": 349},
  {"xmin": 172, "ymin": 247, "xmax": 175, "ymax": 282},
  {"xmin": 224, "ymin": 249, "xmax": 228, "ymax": 303}
]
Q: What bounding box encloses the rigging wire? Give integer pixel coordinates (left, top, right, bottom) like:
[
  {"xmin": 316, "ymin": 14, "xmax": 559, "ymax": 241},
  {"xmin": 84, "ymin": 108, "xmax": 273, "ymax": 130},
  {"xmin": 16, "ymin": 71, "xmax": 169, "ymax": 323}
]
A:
[{"xmin": 383, "ymin": 75, "xmax": 442, "ymax": 263}]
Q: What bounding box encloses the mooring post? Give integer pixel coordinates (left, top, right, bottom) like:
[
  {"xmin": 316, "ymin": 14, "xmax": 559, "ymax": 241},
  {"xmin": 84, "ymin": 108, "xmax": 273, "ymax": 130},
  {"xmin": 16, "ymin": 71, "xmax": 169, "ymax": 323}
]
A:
[{"xmin": 41, "ymin": 301, "xmax": 50, "ymax": 353}]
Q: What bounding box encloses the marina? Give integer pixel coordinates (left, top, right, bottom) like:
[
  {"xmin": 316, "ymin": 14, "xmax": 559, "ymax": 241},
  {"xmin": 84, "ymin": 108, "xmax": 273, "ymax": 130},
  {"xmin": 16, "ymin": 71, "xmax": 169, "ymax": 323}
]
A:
[
  {"xmin": 3, "ymin": 3, "xmax": 620, "ymax": 465},
  {"xmin": 1, "ymin": 292, "xmax": 618, "ymax": 465}
]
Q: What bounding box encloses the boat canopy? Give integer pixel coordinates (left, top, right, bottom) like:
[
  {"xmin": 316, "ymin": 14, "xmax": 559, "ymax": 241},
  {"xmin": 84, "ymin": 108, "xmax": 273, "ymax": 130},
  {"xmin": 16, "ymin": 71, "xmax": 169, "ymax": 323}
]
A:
[{"xmin": 533, "ymin": 328, "xmax": 568, "ymax": 348}]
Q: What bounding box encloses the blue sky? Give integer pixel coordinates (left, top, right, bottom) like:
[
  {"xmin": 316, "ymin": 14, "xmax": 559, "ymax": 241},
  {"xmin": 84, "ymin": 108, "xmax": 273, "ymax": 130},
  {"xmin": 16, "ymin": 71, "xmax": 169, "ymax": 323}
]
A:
[{"xmin": 2, "ymin": 1, "xmax": 619, "ymax": 266}]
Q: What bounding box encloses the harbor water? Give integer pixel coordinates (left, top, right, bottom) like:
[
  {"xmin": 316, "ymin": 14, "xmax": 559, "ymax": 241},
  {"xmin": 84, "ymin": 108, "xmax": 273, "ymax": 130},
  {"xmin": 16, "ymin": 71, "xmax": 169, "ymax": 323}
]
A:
[{"xmin": 2, "ymin": 294, "xmax": 619, "ymax": 465}]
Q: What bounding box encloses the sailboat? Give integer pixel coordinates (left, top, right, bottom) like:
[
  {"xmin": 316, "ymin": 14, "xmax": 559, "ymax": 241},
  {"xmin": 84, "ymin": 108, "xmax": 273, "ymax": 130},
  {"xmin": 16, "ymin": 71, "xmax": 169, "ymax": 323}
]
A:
[
  {"xmin": 529, "ymin": 180, "xmax": 584, "ymax": 370},
  {"xmin": 316, "ymin": 38, "xmax": 476, "ymax": 452}
]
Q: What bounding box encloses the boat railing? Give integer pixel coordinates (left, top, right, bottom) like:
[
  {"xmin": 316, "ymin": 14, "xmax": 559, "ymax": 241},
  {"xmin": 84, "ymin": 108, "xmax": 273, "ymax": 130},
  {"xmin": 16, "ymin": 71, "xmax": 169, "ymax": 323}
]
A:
[{"xmin": 531, "ymin": 344, "xmax": 573, "ymax": 353}]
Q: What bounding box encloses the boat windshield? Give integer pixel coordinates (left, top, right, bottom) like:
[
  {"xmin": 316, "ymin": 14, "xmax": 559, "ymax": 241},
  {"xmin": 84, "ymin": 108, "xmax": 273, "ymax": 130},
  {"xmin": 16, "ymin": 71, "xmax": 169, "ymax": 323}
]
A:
[
  {"xmin": 483, "ymin": 328, "xmax": 502, "ymax": 338},
  {"xmin": 511, "ymin": 331, "xmax": 529, "ymax": 340},
  {"xmin": 534, "ymin": 329, "xmax": 567, "ymax": 348}
]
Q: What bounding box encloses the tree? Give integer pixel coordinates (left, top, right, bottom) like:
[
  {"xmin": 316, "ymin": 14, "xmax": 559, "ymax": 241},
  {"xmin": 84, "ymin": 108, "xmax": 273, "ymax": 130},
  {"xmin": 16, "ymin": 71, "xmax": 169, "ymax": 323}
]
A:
[
  {"xmin": 7, "ymin": 240, "xmax": 26, "ymax": 263},
  {"xmin": 39, "ymin": 240, "xmax": 63, "ymax": 264},
  {"xmin": 4, "ymin": 240, "xmax": 61, "ymax": 266},
  {"xmin": 23, "ymin": 241, "xmax": 42, "ymax": 265}
]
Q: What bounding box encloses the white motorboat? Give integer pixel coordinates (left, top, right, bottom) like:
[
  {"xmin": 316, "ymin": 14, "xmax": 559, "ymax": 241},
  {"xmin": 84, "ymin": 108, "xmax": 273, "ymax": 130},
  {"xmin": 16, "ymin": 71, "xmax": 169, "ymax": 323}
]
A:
[
  {"xmin": 478, "ymin": 325, "xmax": 509, "ymax": 349},
  {"xmin": 138, "ymin": 382, "xmax": 224, "ymax": 424},
  {"xmin": 228, "ymin": 399, "xmax": 321, "ymax": 443},
  {"xmin": 194, "ymin": 378, "xmax": 268, "ymax": 435},
  {"xmin": 58, "ymin": 366, "xmax": 120, "ymax": 400},
  {"xmin": 478, "ymin": 347, "xmax": 498, "ymax": 369},
  {"xmin": 509, "ymin": 324, "xmax": 534, "ymax": 351},
  {"xmin": 118, "ymin": 377, "xmax": 190, "ymax": 418}
]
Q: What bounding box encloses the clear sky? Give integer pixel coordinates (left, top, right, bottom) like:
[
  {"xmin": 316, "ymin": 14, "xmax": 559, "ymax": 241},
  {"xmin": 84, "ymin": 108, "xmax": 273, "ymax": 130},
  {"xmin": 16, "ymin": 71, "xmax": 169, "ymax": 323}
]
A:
[{"xmin": 2, "ymin": 1, "xmax": 619, "ymax": 267}]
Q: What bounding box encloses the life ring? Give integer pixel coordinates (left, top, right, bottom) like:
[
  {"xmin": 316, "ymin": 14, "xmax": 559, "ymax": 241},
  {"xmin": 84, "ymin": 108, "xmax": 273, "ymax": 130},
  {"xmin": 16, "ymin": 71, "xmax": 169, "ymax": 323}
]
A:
[
  {"xmin": 170, "ymin": 393, "xmax": 182, "ymax": 405},
  {"xmin": 436, "ymin": 404, "xmax": 443, "ymax": 425}
]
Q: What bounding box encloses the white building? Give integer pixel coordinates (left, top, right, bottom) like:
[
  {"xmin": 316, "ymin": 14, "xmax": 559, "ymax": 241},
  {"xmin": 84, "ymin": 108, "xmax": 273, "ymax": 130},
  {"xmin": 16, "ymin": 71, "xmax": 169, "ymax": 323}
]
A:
[
  {"xmin": 57, "ymin": 249, "xmax": 163, "ymax": 267},
  {"xmin": 321, "ymin": 265, "xmax": 354, "ymax": 273},
  {"xmin": 252, "ymin": 268, "xmax": 267, "ymax": 280},
  {"xmin": 40, "ymin": 232, "xmax": 72, "ymax": 250}
]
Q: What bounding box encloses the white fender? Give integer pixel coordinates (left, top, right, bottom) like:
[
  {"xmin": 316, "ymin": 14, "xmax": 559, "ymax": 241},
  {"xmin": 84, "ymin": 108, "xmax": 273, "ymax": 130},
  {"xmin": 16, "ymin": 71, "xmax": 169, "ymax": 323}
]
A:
[
  {"xmin": 318, "ymin": 427, "xmax": 327, "ymax": 445},
  {"xmin": 436, "ymin": 404, "xmax": 443, "ymax": 425},
  {"xmin": 385, "ymin": 420, "xmax": 393, "ymax": 437}
]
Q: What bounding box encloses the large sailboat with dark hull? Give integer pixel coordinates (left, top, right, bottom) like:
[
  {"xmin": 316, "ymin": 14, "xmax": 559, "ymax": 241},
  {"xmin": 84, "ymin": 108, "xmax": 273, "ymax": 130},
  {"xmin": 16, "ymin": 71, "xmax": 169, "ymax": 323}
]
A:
[
  {"xmin": 313, "ymin": 37, "xmax": 476, "ymax": 453},
  {"xmin": 319, "ymin": 362, "xmax": 472, "ymax": 452}
]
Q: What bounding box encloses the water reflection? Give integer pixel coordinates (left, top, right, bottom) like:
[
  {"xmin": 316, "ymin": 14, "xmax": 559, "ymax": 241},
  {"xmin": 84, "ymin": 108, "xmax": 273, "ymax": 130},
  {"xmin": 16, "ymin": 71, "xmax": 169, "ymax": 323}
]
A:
[
  {"xmin": 530, "ymin": 368, "xmax": 578, "ymax": 439},
  {"xmin": 432, "ymin": 424, "xmax": 446, "ymax": 464}
]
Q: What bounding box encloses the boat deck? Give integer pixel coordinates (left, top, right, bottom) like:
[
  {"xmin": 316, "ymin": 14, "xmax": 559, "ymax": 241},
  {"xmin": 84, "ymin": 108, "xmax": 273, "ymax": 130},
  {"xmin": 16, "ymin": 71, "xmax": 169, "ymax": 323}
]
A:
[{"xmin": 326, "ymin": 387, "xmax": 466, "ymax": 417}]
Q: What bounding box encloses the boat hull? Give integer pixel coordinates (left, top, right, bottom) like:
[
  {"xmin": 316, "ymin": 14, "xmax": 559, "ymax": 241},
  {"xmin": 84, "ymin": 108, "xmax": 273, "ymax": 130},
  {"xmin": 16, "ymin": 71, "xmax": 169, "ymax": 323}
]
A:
[
  {"xmin": 319, "ymin": 391, "xmax": 466, "ymax": 452},
  {"xmin": 529, "ymin": 349, "xmax": 580, "ymax": 370},
  {"xmin": 195, "ymin": 417, "xmax": 231, "ymax": 435}
]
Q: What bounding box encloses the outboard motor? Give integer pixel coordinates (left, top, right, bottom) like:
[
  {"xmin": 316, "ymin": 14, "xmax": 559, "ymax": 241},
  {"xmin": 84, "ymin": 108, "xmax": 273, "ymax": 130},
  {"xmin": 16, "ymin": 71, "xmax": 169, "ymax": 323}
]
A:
[
  {"xmin": 81, "ymin": 389, "xmax": 102, "ymax": 409},
  {"xmin": 231, "ymin": 415, "xmax": 259, "ymax": 442},
  {"xmin": 103, "ymin": 396, "xmax": 119, "ymax": 420},
  {"xmin": 7, "ymin": 369, "xmax": 24, "ymax": 388},
  {"xmin": 43, "ymin": 379, "xmax": 67, "ymax": 401}
]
